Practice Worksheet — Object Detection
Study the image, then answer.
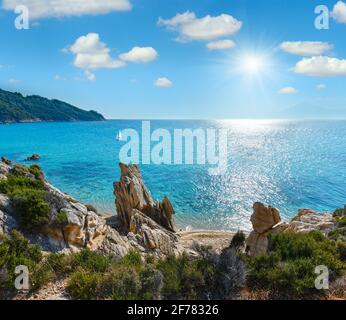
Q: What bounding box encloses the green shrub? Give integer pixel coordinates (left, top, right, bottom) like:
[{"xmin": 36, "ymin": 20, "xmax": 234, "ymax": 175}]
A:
[
  {"xmin": 333, "ymin": 208, "xmax": 345, "ymax": 218},
  {"xmin": 0, "ymin": 230, "xmax": 51, "ymax": 290},
  {"xmin": 70, "ymin": 249, "xmax": 111, "ymax": 273},
  {"xmin": 247, "ymin": 231, "xmax": 345, "ymax": 298},
  {"xmin": 157, "ymin": 255, "xmax": 185, "ymax": 299},
  {"xmin": 68, "ymin": 266, "xmax": 143, "ymax": 300},
  {"xmin": 268, "ymin": 232, "xmax": 315, "ymax": 260},
  {"xmin": 67, "ymin": 272, "xmax": 104, "ymax": 300},
  {"xmin": 11, "ymin": 189, "xmax": 50, "ymax": 230},
  {"xmin": 157, "ymin": 253, "xmax": 217, "ymax": 300},
  {"xmin": 230, "ymin": 231, "xmax": 246, "ymax": 250},
  {"xmin": 30, "ymin": 262, "xmax": 54, "ymax": 289},
  {"xmin": 46, "ymin": 253, "xmax": 71, "ymax": 275},
  {"xmin": 106, "ymin": 267, "xmax": 141, "ymax": 300},
  {"xmin": 328, "ymin": 229, "xmax": 345, "ymax": 241},
  {"xmin": 0, "ymin": 173, "xmax": 50, "ymax": 230},
  {"xmin": 337, "ymin": 217, "xmax": 346, "ymax": 228},
  {"xmin": 119, "ymin": 250, "xmax": 142, "ymax": 269},
  {"xmin": 139, "ymin": 265, "xmax": 164, "ymax": 300},
  {"xmin": 54, "ymin": 210, "xmax": 68, "ymax": 227},
  {"xmin": 9, "ymin": 165, "xmax": 31, "ymax": 177},
  {"xmin": 337, "ymin": 241, "xmax": 346, "ymax": 262},
  {"xmin": 216, "ymin": 248, "xmax": 246, "ymax": 299},
  {"xmin": 28, "ymin": 165, "xmax": 44, "ymax": 180},
  {"xmin": 0, "ymin": 175, "xmax": 44, "ymax": 195}
]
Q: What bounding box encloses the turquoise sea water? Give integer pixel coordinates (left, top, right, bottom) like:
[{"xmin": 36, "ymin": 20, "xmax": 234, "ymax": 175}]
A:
[{"xmin": 1, "ymin": 120, "xmax": 346, "ymax": 231}]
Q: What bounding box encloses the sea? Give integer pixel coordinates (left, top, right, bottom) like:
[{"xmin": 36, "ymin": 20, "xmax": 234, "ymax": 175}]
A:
[{"xmin": 1, "ymin": 119, "xmax": 345, "ymax": 232}]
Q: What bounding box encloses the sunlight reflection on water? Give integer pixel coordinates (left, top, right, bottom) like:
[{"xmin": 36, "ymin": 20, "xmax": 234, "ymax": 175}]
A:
[{"xmin": 1, "ymin": 119, "xmax": 346, "ymax": 231}]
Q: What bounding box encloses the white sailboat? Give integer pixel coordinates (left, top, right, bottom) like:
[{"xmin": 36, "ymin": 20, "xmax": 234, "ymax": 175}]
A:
[{"xmin": 116, "ymin": 130, "xmax": 122, "ymax": 141}]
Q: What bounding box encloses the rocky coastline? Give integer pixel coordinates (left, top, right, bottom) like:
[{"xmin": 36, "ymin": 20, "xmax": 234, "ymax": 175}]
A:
[{"xmin": 0, "ymin": 157, "xmax": 345, "ymax": 300}]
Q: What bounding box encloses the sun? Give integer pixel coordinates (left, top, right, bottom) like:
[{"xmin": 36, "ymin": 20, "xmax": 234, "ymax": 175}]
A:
[{"xmin": 242, "ymin": 55, "xmax": 263, "ymax": 74}]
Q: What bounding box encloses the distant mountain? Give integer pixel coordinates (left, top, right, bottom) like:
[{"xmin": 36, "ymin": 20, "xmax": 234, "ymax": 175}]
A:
[{"xmin": 0, "ymin": 88, "xmax": 105, "ymax": 123}]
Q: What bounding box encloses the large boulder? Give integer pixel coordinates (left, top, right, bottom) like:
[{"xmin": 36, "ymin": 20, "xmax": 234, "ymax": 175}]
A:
[
  {"xmin": 25, "ymin": 154, "xmax": 40, "ymax": 161},
  {"xmin": 98, "ymin": 226, "xmax": 132, "ymax": 258},
  {"xmin": 246, "ymin": 231, "xmax": 268, "ymax": 257},
  {"xmin": 128, "ymin": 209, "xmax": 182, "ymax": 257},
  {"xmin": 250, "ymin": 202, "xmax": 281, "ymax": 233},
  {"xmin": 246, "ymin": 222, "xmax": 288, "ymax": 256},
  {"xmin": 114, "ymin": 163, "xmax": 176, "ymax": 232},
  {"xmin": 246, "ymin": 202, "xmax": 283, "ymax": 256}
]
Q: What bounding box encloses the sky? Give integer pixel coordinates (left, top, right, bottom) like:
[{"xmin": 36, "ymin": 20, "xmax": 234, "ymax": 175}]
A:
[{"xmin": 0, "ymin": 0, "xmax": 346, "ymax": 119}]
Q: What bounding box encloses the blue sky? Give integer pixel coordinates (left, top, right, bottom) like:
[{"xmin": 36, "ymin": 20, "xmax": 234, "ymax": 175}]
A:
[{"xmin": 0, "ymin": 0, "xmax": 346, "ymax": 119}]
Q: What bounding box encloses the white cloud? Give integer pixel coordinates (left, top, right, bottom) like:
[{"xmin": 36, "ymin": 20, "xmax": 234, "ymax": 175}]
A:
[
  {"xmin": 278, "ymin": 87, "xmax": 298, "ymax": 94},
  {"xmin": 331, "ymin": 1, "xmax": 346, "ymax": 23},
  {"xmin": 154, "ymin": 77, "xmax": 172, "ymax": 88},
  {"xmin": 119, "ymin": 47, "xmax": 158, "ymax": 63},
  {"xmin": 158, "ymin": 11, "xmax": 242, "ymax": 42},
  {"xmin": 293, "ymin": 56, "xmax": 346, "ymax": 76},
  {"xmin": 2, "ymin": 0, "xmax": 132, "ymax": 20},
  {"xmin": 68, "ymin": 33, "xmax": 125, "ymax": 69},
  {"xmin": 8, "ymin": 78, "xmax": 20, "ymax": 84},
  {"xmin": 0, "ymin": 64, "xmax": 14, "ymax": 69},
  {"xmin": 317, "ymin": 84, "xmax": 326, "ymax": 90},
  {"xmin": 84, "ymin": 70, "xmax": 96, "ymax": 81},
  {"xmin": 279, "ymin": 41, "xmax": 332, "ymax": 56},
  {"xmin": 207, "ymin": 39, "xmax": 235, "ymax": 50}
]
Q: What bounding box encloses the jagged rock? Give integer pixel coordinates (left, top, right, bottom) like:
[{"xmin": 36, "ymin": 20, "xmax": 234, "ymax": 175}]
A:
[
  {"xmin": 285, "ymin": 209, "xmax": 335, "ymax": 235},
  {"xmin": 0, "ymin": 160, "xmax": 122, "ymax": 256},
  {"xmin": 114, "ymin": 163, "xmax": 176, "ymax": 232},
  {"xmin": 45, "ymin": 204, "xmax": 107, "ymax": 250},
  {"xmin": 38, "ymin": 181, "xmax": 107, "ymax": 249},
  {"xmin": 1, "ymin": 157, "xmax": 11, "ymax": 166},
  {"xmin": 0, "ymin": 209, "xmax": 17, "ymax": 237},
  {"xmin": 48, "ymin": 208, "xmax": 86, "ymax": 247},
  {"xmin": 0, "ymin": 162, "xmax": 9, "ymax": 176},
  {"xmin": 128, "ymin": 209, "xmax": 182, "ymax": 257},
  {"xmin": 26, "ymin": 154, "xmax": 40, "ymax": 161},
  {"xmin": 0, "ymin": 194, "xmax": 12, "ymax": 213},
  {"xmin": 250, "ymin": 202, "xmax": 281, "ymax": 234},
  {"xmin": 1, "ymin": 160, "xmax": 183, "ymax": 260},
  {"xmin": 84, "ymin": 212, "xmax": 108, "ymax": 249},
  {"xmin": 246, "ymin": 202, "xmax": 289, "ymax": 256},
  {"xmin": 98, "ymin": 226, "xmax": 132, "ymax": 258},
  {"xmin": 44, "ymin": 182, "xmax": 76, "ymax": 209}
]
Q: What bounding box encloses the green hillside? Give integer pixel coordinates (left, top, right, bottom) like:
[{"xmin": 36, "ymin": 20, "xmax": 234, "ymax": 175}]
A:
[{"xmin": 0, "ymin": 88, "xmax": 105, "ymax": 123}]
